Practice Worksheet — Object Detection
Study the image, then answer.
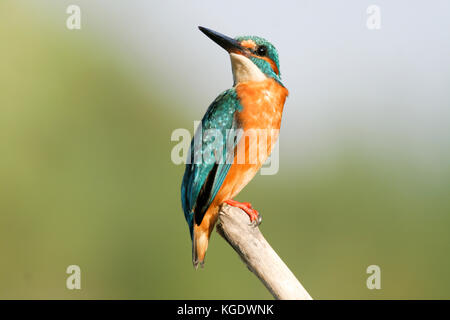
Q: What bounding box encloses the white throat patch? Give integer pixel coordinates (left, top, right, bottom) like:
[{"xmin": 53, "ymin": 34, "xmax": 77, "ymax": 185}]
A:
[{"xmin": 230, "ymin": 53, "xmax": 266, "ymax": 84}]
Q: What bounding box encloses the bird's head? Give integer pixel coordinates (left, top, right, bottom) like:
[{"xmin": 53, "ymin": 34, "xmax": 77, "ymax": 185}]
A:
[{"xmin": 199, "ymin": 26, "xmax": 283, "ymax": 86}]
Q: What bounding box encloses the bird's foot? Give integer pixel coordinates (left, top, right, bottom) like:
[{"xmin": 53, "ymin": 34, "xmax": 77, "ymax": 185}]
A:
[{"xmin": 223, "ymin": 199, "xmax": 262, "ymax": 226}]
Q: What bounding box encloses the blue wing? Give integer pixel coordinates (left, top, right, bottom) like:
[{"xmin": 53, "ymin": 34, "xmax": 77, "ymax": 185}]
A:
[{"xmin": 181, "ymin": 88, "xmax": 242, "ymax": 238}]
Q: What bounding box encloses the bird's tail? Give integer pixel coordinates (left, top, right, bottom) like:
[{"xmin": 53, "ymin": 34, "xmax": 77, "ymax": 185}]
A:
[
  {"xmin": 192, "ymin": 224, "xmax": 209, "ymax": 269},
  {"xmin": 192, "ymin": 209, "xmax": 218, "ymax": 268}
]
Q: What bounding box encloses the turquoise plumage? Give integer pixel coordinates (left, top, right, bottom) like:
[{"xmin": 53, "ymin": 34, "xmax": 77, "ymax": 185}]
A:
[{"xmin": 181, "ymin": 88, "xmax": 242, "ymax": 238}]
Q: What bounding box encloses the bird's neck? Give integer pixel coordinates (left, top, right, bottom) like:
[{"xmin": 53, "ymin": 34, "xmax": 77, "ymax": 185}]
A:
[{"xmin": 230, "ymin": 53, "xmax": 266, "ymax": 85}]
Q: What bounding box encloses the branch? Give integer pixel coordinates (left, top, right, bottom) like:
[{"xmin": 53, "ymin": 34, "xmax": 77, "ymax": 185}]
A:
[{"xmin": 216, "ymin": 204, "xmax": 313, "ymax": 300}]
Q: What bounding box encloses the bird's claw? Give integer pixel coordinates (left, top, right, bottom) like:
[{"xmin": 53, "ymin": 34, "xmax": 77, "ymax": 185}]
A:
[
  {"xmin": 249, "ymin": 211, "xmax": 262, "ymax": 227},
  {"xmin": 224, "ymin": 199, "xmax": 262, "ymax": 227}
]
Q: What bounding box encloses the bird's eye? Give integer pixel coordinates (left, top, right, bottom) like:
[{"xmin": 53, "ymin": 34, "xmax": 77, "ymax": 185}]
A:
[{"xmin": 256, "ymin": 45, "xmax": 267, "ymax": 56}]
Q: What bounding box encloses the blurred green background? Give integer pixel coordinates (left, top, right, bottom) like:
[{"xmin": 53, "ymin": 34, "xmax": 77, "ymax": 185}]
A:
[{"xmin": 1, "ymin": 1, "xmax": 450, "ymax": 299}]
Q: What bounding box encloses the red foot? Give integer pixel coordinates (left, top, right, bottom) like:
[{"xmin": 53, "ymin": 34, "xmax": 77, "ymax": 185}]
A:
[{"xmin": 224, "ymin": 199, "xmax": 260, "ymax": 223}]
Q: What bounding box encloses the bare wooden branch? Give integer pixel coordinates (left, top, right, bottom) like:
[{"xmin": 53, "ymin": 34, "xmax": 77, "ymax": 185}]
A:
[{"xmin": 216, "ymin": 204, "xmax": 313, "ymax": 300}]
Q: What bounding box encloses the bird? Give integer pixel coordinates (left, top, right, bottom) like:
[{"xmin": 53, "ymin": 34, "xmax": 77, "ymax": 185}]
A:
[{"xmin": 181, "ymin": 26, "xmax": 289, "ymax": 268}]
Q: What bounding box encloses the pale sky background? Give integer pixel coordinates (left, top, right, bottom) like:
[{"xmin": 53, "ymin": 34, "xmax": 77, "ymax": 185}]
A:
[{"xmin": 41, "ymin": 0, "xmax": 450, "ymax": 167}]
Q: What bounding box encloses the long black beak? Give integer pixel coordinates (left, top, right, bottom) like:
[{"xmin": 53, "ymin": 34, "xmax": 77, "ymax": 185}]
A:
[{"xmin": 198, "ymin": 26, "xmax": 246, "ymax": 55}]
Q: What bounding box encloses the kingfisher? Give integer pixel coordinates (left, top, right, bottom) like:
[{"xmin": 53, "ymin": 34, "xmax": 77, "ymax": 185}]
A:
[{"xmin": 181, "ymin": 27, "xmax": 289, "ymax": 268}]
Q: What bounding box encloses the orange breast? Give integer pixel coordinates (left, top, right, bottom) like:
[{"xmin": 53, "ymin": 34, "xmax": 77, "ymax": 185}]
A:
[
  {"xmin": 213, "ymin": 78, "xmax": 289, "ymax": 202},
  {"xmin": 235, "ymin": 78, "xmax": 288, "ymax": 135}
]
